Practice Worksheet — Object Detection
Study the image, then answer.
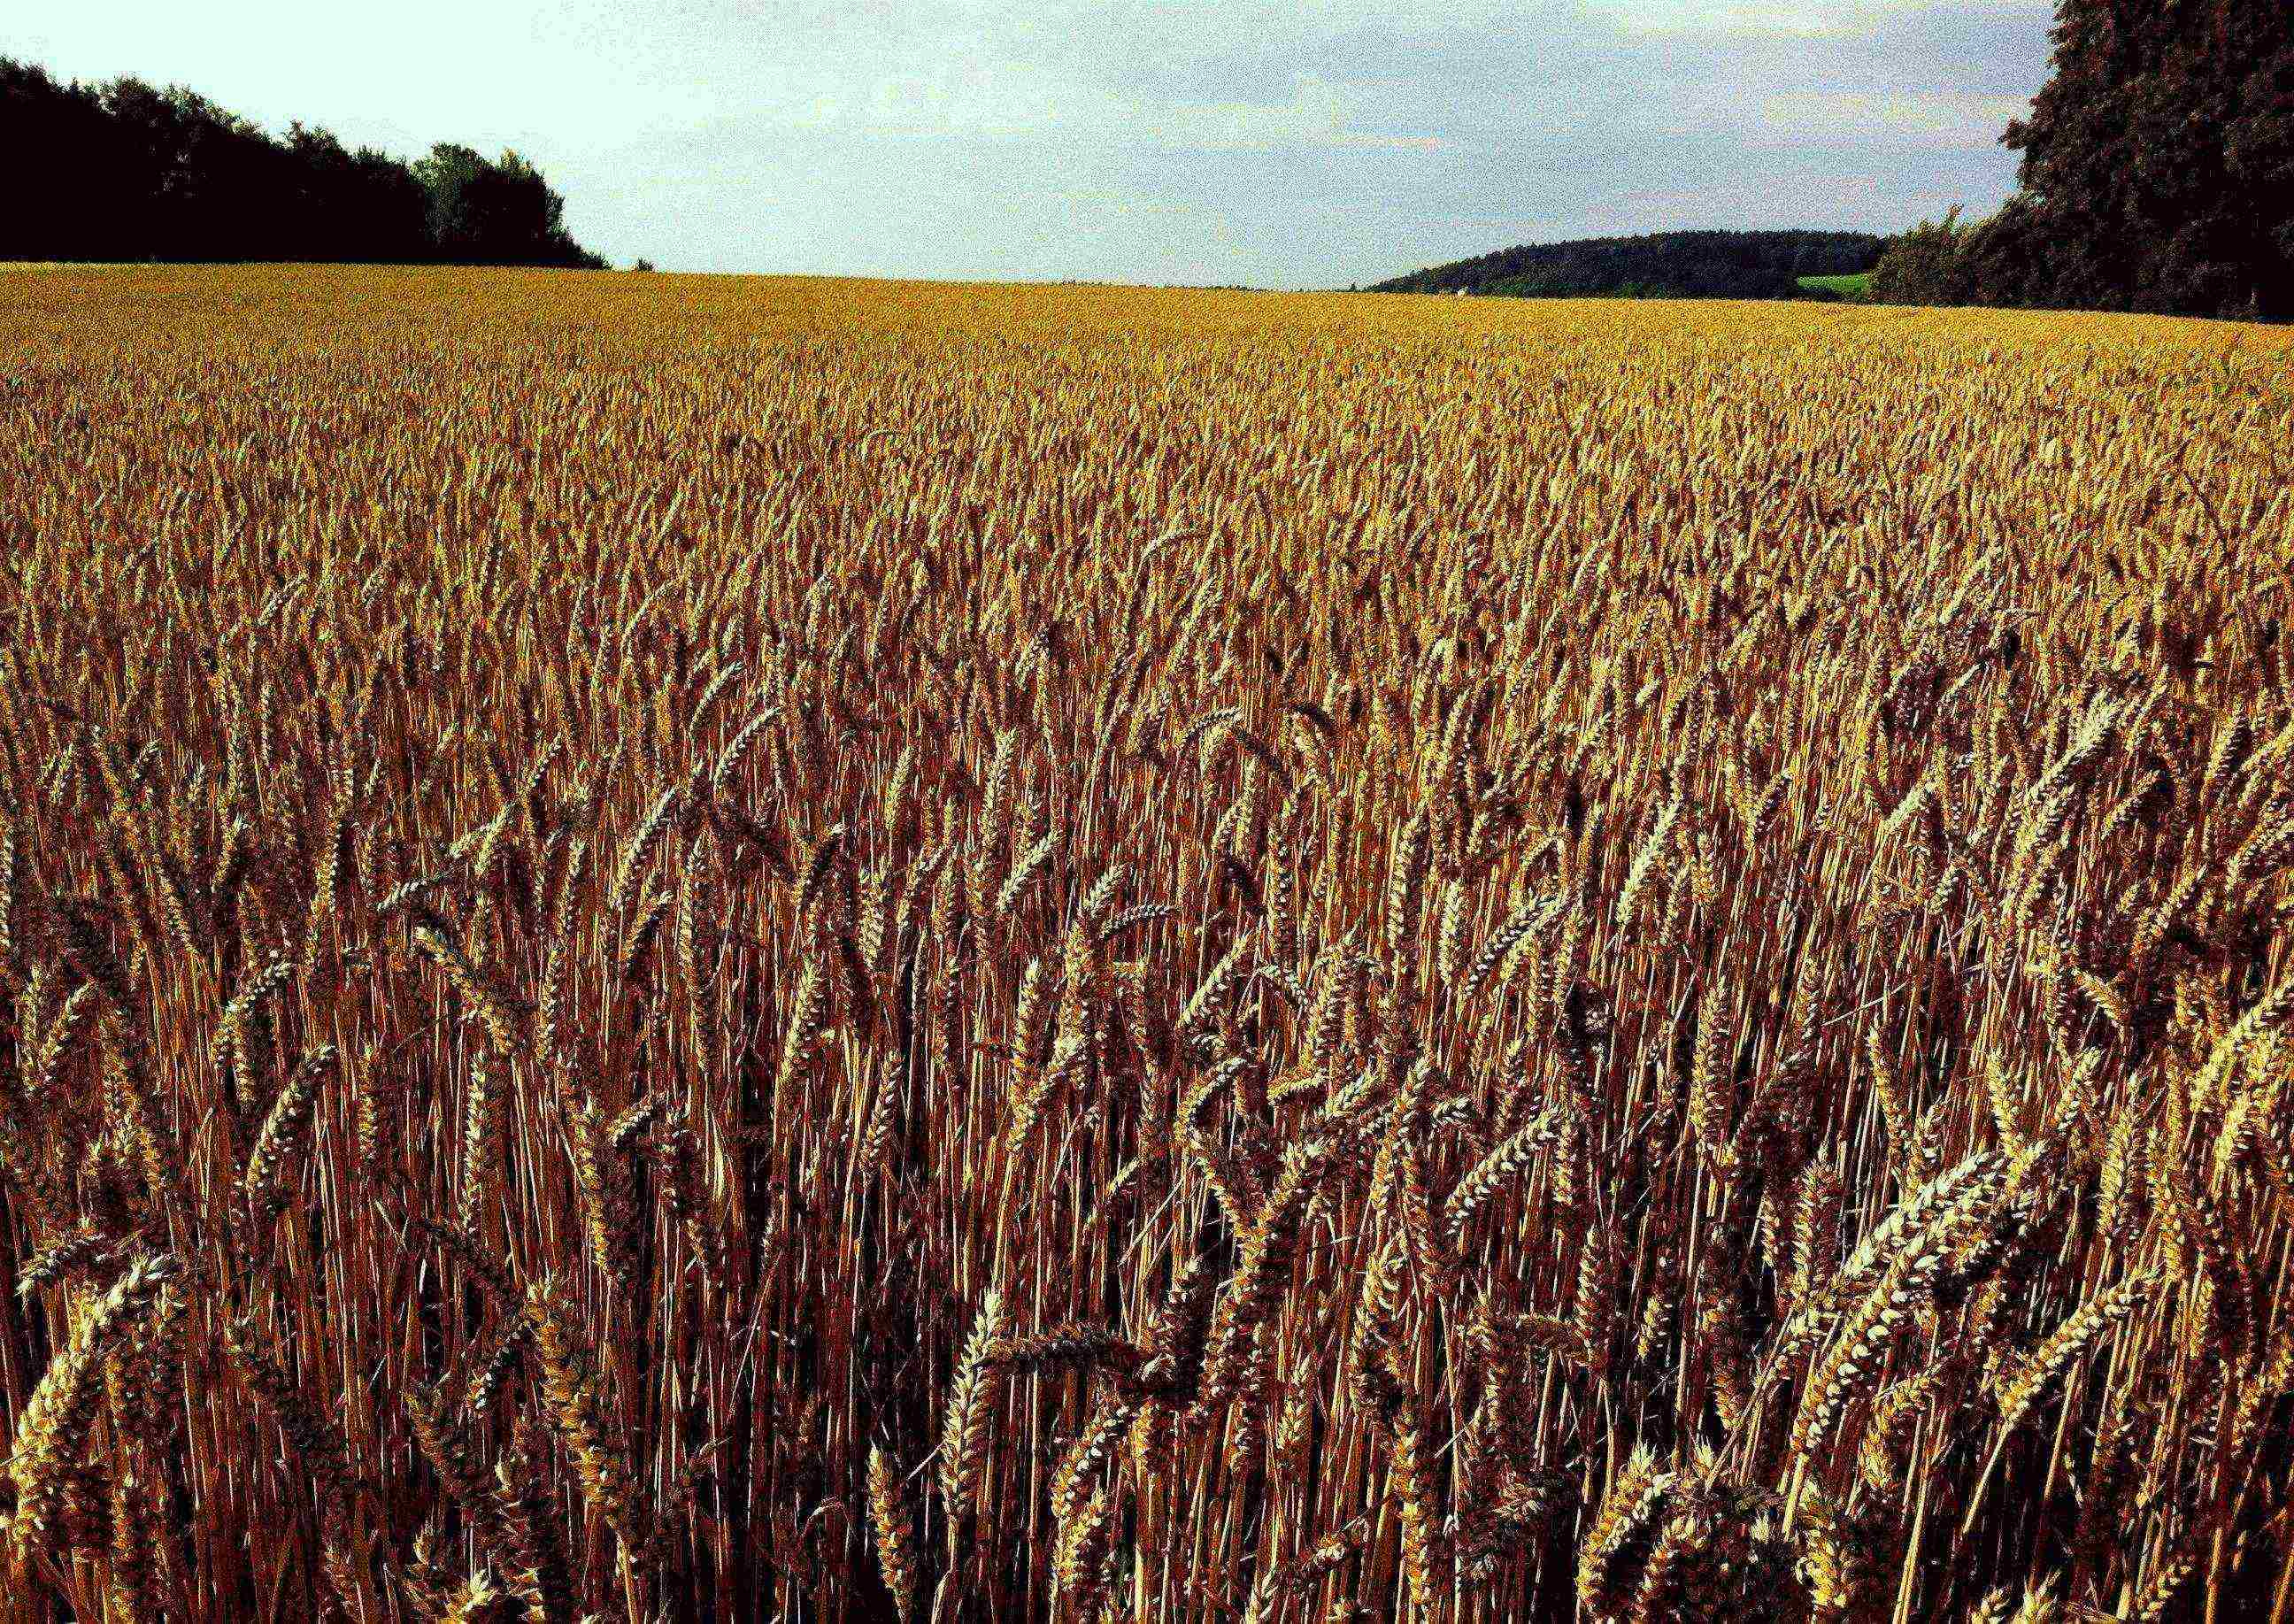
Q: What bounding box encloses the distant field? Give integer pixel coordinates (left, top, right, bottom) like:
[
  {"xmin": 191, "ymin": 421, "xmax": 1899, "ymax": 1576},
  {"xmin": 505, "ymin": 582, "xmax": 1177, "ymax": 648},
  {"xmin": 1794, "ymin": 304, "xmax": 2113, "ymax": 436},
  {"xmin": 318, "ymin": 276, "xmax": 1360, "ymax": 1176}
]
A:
[
  {"xmin": 4, "ymin": 265, "xmax": 2294, "ymax": 1622},
  {"xmin": 1798, "ymin": 271, "xmax": 1874, "ymax": 296}
]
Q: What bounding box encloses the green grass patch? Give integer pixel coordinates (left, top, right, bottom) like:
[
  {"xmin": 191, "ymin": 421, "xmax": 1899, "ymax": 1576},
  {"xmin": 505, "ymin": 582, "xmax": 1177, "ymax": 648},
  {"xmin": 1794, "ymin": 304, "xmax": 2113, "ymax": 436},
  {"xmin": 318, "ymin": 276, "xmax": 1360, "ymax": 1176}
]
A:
[{"xmin": 1797, "ymin": 273, "xmax": 1873, "ymax": 296}]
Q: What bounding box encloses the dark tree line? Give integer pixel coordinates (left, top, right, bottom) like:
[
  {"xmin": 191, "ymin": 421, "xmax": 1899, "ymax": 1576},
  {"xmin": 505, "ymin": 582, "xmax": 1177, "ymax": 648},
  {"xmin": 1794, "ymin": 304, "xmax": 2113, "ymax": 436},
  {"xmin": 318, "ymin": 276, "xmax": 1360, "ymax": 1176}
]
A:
[
  {"xmin": 1, "ymin": 58, "xmax": 604, "ymax": 268},
  {"xmin": 1871, "ymin": 0, "xmax": 2293, "ymax": 320},
  {"xmin": 1369, "ymin": 231, "xmax": 1886, "ymax": 302}
]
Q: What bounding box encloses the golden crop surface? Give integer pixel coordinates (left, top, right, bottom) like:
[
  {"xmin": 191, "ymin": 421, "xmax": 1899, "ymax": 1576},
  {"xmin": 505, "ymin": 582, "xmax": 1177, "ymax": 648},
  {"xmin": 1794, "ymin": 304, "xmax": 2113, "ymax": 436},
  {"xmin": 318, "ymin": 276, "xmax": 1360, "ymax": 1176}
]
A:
[{"xmin": 1, "ymin": 266, "xmax": 2292, "ymax": 1624}]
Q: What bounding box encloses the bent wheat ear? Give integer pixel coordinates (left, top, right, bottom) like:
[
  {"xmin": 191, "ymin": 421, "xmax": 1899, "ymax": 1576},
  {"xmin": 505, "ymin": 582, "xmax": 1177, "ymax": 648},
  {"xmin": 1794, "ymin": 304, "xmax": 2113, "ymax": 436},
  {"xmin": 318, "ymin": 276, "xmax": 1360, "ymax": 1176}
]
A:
[
  {"xmin": 936, "ymin": 1289, "xmax": 1004, "ymax": 1551},
  {"xmin": 524, "ymin": 1282, "xmax": 650, "ymax": 1559},
  {"xmin": 6, "ymin": 1254, "xmax": 178, "ymax": 1559}
]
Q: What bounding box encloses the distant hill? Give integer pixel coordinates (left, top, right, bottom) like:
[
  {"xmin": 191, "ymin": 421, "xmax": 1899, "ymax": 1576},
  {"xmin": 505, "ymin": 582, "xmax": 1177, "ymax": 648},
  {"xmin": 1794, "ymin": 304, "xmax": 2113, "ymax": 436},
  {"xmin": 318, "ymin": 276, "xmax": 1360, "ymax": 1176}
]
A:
[{"xmin": 1367, "ymin": 230, "xmax": 1887, "ymax": 301}]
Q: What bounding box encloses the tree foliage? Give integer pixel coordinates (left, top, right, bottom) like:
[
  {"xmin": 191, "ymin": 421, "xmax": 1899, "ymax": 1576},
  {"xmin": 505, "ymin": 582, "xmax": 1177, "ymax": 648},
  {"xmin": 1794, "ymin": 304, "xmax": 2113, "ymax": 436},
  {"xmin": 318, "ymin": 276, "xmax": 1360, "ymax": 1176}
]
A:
[
  {"xmin": 1370, "ymin": 231, "xmax": 1886, "ymax": 302},
  {"xmin": 1871, "ymin": 0, "xmax": 2294, "ymax": 319},
  {"xmin": 1, "ymin": 58, "xmax": 604, "ymax": 267}
]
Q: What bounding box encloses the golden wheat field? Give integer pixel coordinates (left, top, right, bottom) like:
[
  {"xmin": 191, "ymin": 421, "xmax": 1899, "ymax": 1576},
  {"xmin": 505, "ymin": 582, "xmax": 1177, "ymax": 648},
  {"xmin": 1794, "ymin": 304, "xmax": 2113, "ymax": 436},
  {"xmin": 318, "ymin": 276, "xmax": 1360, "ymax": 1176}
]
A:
[{"xmin": 2, "ymin": 266, "xmax": 2293, "ymax": 1624}]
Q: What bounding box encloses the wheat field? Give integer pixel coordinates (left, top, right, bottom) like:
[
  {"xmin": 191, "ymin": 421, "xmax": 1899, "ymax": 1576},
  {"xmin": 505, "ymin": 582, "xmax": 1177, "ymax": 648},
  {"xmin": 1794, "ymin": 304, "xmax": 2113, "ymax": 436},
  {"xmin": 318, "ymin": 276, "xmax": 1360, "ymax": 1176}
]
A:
[{"xmin": 2, "ymin": 266, "xmax": 2293, "ymax": 1622}]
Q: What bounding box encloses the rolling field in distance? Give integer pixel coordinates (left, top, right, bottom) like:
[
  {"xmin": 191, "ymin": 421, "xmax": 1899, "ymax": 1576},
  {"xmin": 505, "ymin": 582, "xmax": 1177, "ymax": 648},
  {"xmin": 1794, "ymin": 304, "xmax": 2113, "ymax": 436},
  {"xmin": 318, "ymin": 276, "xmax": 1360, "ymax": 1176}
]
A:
[{"xmin": 2, "ymin": 266, "xmax": 2293, "ymax": 1621}]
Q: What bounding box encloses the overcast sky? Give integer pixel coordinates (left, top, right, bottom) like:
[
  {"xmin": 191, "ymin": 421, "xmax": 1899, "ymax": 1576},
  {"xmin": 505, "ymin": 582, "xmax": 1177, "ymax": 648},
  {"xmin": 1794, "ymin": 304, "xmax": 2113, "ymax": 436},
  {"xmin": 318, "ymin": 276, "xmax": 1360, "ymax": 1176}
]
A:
[{"xmin": 6, "ymin": 1, "xmax": 2055, "ymax": 286}]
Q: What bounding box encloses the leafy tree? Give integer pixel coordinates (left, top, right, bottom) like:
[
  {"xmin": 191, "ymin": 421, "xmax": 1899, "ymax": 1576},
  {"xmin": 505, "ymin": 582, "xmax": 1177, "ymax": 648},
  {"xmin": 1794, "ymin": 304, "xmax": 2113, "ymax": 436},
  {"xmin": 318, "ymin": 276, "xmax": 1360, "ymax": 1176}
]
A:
[
  {"xmin": 1371, "ymin": 231, "xmax": 1887, "ymax": 302},
  {"xmin": 1880, "ymin": 0, "xmax": 2294, "ymax": 319},
  {"xmin": 0, "ymin": 56, "xmax": 604, "ymax": 268},
  {"xmin": 1868, "ymin": 208, "xmax": 1982, "ymax": 306},
  {"xmin": 0, "ymin": 59, "xmax": 138, "ymax": 260},
  {"xmin": 1998, "ymin": 0, "xmax": 2294, "ymax": 318},
  {"xmin": 414, "ymin": 143, "xmax": 602, "ymax": 269},
  {"xmin": 284, "ymin": 123, "xmax": 433, "ymax": 263}
]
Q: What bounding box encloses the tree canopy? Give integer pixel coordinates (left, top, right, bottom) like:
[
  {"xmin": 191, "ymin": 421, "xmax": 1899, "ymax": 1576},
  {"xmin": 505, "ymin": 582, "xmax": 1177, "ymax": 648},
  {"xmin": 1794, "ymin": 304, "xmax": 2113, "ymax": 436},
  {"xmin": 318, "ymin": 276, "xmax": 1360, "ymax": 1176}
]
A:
[
  {"xmin": 1, "ymin": 58, "xmax": 604, "ymax": 268},
  {"xmin": 1871, "ymin": 0, "xmax": 2294, "ymax": 319},
  {"xmin": 1369, "ymin": 231, "xmax": 1886, "ymax": 302}
]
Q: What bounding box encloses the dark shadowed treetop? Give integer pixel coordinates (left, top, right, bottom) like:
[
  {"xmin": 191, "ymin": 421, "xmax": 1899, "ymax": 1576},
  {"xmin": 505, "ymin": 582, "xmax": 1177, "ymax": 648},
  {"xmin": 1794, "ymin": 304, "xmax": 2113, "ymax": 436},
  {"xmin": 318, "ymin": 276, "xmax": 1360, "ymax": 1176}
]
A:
[
  {"xmin": 2005, "ymin": 0, "xmax": 2293, "ymax": 318},
  {"xmin": 1872, "ymin": 0, "xmax": 2293, "ymax": 319},
  {"xmin": 0, "ymin": 56, "xmax": 604, "ymax": 268},
  {"xmin": 413, "ymin": 142, "xmax": 593, "ymax": 268}
]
